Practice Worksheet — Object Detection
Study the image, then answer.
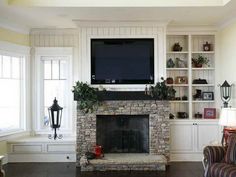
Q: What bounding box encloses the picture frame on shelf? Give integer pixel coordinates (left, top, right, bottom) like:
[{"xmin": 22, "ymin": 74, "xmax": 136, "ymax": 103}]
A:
[
  {"xmin": 175, "ymin": 76, "xmax": 188, "ymax": 84},
  {"xmin": 204, "ymin": 108, "xmax": 216, "ymax": 119},
  {"xmin": 202, "ymin": 92, "xmax": 214, "ymax": 100},
  {"xmin": 203, "ymin": 42, "xmax": 211, "ymax": 51}
]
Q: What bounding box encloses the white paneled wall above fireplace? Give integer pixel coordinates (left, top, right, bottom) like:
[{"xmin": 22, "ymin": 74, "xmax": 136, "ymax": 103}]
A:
[{"xmin": 76, "ymin": 21, "xmax": 168, "ymax": 90}]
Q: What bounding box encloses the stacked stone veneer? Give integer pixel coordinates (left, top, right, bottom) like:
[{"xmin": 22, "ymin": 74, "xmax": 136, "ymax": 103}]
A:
[{"xmin": 77, "ymin": 100, "xmax": 170, "ymax": 169}]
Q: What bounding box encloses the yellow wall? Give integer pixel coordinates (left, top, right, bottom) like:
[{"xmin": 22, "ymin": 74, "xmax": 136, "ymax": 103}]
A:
[
  {"xmin": 0, "ymin": 27, "xmax": 29, "ymax": 46},
  {"xmin": 219, "ymin": 22, "xmax": 236, "ymax": 107},
  {"xmin": 0, "ymin": 141, "xmax": 7, "ymax": 156}
]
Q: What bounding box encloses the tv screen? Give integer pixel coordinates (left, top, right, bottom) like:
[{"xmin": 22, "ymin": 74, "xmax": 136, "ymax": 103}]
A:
[{"xmin": 91, "ymin": 38, "xmax": 154, "ymax": 84}]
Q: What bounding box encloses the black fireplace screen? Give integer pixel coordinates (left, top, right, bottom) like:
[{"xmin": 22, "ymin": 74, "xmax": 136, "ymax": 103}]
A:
[{"xmin": 96, "ymin": 115, "xmax": 149, "ymax": 153}]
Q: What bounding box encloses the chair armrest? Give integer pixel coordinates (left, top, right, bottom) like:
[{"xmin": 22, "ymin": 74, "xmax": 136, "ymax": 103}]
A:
[
  {"xmin": 203, "ymin": 146, "xmax": 225, "ymax": 177},
  {"xmin": 0, "ymin": 155, "xmax": 5, "ymax": 177},
  {"xmin": 203, "ymin": 146, "xmax": 225, "ymax": 166}
]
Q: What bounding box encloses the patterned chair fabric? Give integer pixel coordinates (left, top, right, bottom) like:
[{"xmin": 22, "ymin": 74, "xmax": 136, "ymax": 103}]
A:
[
  {"xmin": 209, "ymin": 163, "xmax": 236, "ymax": 177},
  {"xmin": 225, "ymin": 134, "xmax": 236, "ymax": 164},
  {"xmin": 203, "ymin": 134, "xmax": 236, "ymax": 177}
]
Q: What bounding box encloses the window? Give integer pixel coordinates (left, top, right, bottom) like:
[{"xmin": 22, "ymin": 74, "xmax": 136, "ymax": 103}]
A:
[
  {"xmin": 0, "ymin": 54, "xmax": 25, "ymax": 133},
  {"xmin": 42, "ymin": 57, "xmax": 69, "ymax": 128},
  {"xmin": 35, "ymin": 48, "xmax": 73, "ymax": 133}
]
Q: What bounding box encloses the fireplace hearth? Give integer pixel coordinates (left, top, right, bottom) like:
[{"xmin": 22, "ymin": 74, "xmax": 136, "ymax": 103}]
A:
[{"xmin": 77, "ymin": 100, "xmax": 170, "ymax": 171}]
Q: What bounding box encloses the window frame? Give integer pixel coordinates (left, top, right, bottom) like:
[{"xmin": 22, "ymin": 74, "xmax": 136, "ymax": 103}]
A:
[
  {"xmin": 34, "ymin": 47, "xmax": 73, "ymax": 134},
  {"xmin": 0, "ymin": 41, "xmax": 30, "ymax": 137}
]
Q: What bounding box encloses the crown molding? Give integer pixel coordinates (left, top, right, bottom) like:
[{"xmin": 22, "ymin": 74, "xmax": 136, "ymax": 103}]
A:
[
  {"xmin": 167, "ymin": 24, "xmax": 218, "ymax": 34},
  {"xmin": 0, "ymin": 40, "xmax": 30, "ymax": 55},
  {"xmin": 0, "ymin": 19, "xmax": 30, "ymax": 34},
  {"xmin": 218, "ymin": 15, "xmax": 236, "ymax": 30},
  {"xmin": 73, "ymin": 20, "xmax": 170, "ymax": 28},
  {"xmin": 30, "ymin": 28, "xmax": 77, "ymax": 35}
]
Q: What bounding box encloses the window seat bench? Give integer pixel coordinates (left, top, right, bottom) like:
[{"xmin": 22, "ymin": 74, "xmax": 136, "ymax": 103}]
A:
[{"xmin": 7, "ymin": 136, "xmax": 76, "ymax": 163}]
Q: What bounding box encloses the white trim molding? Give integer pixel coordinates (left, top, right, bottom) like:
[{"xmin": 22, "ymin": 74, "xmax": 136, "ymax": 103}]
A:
[
  {"xmin": 33, "ymin": 47, "xmax": 74, "ymax": 135},
  {"xmin": 7, "ymin": 136, "xmax": 76, "ymax": 163},
  {"xmin": 74, "ymin": 20, "xmax": 170, "ymax": 28},
  {"xmin": 34, "ymin": 47, "xmax": 73, "ymax": 56},
  {"xmin": 0, "ymin": 20, "xmax": 30, "ymax": 35},
  {"xmin": 0, "ymin": 41, "xmax": 30, "ymax": 55},
  {"xmin": 0, "ymin": 41, "xmax": 31, "ymax": 137}
]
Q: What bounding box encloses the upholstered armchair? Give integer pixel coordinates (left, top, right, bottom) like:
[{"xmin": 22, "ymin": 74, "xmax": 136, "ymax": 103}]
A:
[
  {"xmin": 203, "ymin": 134, "xmax": 236, "ymax": 177},
  {"xmin": 0, "ymin": 156, "xmax": 5, "ymax": 177}
]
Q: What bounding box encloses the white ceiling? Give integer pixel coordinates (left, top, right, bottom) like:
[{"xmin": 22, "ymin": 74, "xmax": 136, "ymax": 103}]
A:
[
  {"xmin": 6, "ymin": 0, "xmax": 232, "ymax": 7},
  {"xmin": 0, "ymin": 0, "xmax": 236, "ymax": 32}
]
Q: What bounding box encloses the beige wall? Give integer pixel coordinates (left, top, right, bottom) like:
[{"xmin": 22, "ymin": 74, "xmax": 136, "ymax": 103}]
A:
[
  {"xmin": 218, "ymin": 22, "xmax": 236, "ymax": 107},
  {"xmin": 0, "ymin": 27, "xmax": 29, "ymax": 46}
]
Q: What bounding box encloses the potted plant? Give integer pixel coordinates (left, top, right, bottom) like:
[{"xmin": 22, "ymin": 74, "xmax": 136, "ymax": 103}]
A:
[
  {"xmin": 149, "ymin": 77, "xmax": 176, "ymax": 100},
  {"xmin": 72, "ymin": 81, "xmax": 99, "ymax": 113},
  {"xmin": 192, "ymin": 55, "xmax": 209, "ymax": 68}
]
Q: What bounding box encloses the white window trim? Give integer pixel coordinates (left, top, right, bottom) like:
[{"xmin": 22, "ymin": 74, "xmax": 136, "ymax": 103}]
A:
[
  {"xmin": 0, "ymin": 40, "xmax": 30, "ymax": 137},
  {"xmin": 34, "ymin": 47, "xmax": 73, "ymax": 135}
]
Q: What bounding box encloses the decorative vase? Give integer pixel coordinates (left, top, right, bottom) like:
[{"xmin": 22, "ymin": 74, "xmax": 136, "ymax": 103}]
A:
[
  {"xmin": 195, "ymin": 63, "xmax": 202, "ymax": 68},
  {"xmin": 167, "ymin": 58, "xmax": 175, "ymax": 68},
  {"xmin": 166, "ymin": 77, "xmax": 174, "ymax": 84},
  {"xmin": 172, "ymin": 43, "xmax": 183, "ymax": 51}
]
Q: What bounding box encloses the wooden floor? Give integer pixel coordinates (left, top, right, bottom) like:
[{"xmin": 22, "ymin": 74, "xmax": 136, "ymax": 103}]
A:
[{"xmin": 3, "ymin": 162, "xmax": 204, "ymax": 177}]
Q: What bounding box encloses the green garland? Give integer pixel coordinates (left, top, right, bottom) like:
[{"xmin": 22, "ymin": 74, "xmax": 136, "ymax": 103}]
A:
[
  {"xmin": 149, "ymin": 77, "xmax": 176, "ymax": 100},
  {"xmin": 72, "ymin": 81, "xmax": 99, "ymax": 113}
]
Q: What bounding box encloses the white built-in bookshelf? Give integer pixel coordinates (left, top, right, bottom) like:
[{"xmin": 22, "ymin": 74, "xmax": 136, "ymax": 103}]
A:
[{"xmin": 166, "ymin": 34, "xmax": 215, "ymax": 120}]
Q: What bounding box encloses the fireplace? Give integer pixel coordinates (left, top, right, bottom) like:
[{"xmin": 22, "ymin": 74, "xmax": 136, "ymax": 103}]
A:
[
  {"xmin": 77, "ymin": 100, "xmax": 170, "ymax": 171},
  {"xmin": 96, "ymin": 115, "xmax": 149, "ymax": 153}
]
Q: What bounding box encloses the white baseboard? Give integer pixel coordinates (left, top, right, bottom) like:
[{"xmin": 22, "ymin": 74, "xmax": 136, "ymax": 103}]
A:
[
  {"xmin": 170, "ymin": 153, "xmax": 203, "ymax": 162},
  {"xmin": 7, "ymin": 153, "xmax": 76, "ymax": 163}
]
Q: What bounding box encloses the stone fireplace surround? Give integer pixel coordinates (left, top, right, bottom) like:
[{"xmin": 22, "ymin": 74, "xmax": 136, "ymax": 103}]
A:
[{"xmin": 77, "ymin": 100, "xmax": 170, "ymax": 171}]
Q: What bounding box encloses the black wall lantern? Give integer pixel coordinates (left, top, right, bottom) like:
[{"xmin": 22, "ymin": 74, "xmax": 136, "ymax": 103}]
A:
[
  {"xmin": 219, "ymin": 80, "xmax": 232, "ymax": 108},
  {"xmin": 48, "ymin": 98, "xmax": 63, "ymax": 140}
]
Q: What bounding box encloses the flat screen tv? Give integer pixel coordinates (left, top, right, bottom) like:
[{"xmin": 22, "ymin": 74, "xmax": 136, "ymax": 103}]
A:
[{"xmin": 91, "ymin": 38, "xmax": 154, "ymax": 84}]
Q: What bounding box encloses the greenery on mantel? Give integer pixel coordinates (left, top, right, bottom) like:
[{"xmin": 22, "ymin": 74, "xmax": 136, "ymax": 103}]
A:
[
  {"xmin": 72, "ymin": 78, "xmax": 176, "ymax": 113},
  {"xmin": 72, "ymin": 81, "xmax": 99, "ymax": 113},
  {"xmin": 149, "ymin": 77, "xmax": 176, "ymax": 100}
]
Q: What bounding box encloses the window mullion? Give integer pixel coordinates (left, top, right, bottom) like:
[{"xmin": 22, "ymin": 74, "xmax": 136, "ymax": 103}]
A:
[
  {"xmin": 59, "ymin": 60, "xmax": 61, "ymax": 80},
  {"xmin": 19, "ymin": 57, "xmax": 23, "ymax": 129},
  {"xmin": 10, "ymin": 56, "xmax": 13, "ymax": 79},
  {"xmin": 0, "ymin": 55, "xmax": 2, "ymax": 78},
  {"xmin": 51, "ymin": 60, "xmax": 53, "ymax": 80}
]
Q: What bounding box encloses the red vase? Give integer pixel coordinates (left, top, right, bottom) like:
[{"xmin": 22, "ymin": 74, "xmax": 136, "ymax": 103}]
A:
[{"xmin": 94, "ymin": 145, "xmax": 102, "ymax": 158}]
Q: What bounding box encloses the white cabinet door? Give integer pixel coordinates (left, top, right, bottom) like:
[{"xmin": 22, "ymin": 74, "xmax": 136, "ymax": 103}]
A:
[
  {"xmin": 170, "ymin": 122, "xmax": 194, "ymax": 153},
  {"xmin": 196, "ymin": 122, "xmax": 221, "ymax": 152}
]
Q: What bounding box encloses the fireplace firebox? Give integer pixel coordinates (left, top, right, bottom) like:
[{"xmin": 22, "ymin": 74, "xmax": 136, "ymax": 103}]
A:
[{"xmin": 96, "ymin": 115, "xmax": 149, "ymax": 153}]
